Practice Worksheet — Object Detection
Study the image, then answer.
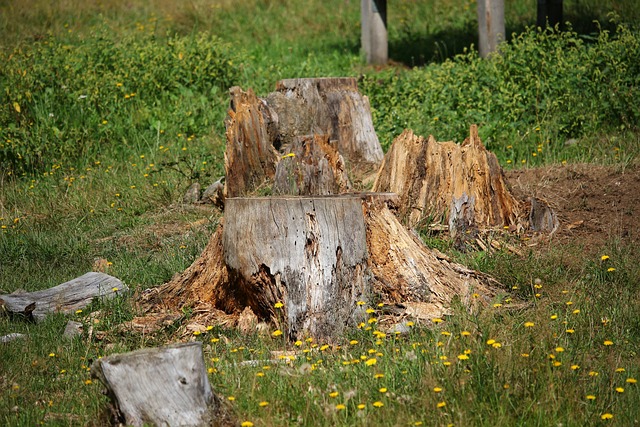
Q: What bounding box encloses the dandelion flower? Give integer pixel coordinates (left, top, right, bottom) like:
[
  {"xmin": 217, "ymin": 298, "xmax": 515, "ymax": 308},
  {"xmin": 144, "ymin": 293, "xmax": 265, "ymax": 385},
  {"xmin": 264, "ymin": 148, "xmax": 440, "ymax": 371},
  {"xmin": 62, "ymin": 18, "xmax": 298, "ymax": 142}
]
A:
[
  {"xmin": 550, "ymin": 314, "xmax": 558, "ymax": 320},
  {"xmin": 49, "ymin": 353, "xmax": 56, "ymax": 357},
  {"xmin": 626, "ymin": 378, "xmax": 637, "ymax": 384},
  {"xmin": 524, "ymin": 322, "xmax": 535, "ymax": 327},
  {"xmin": 607, "ymin": 267, "xmax": 616, "ymax": 272},
  {"xmin": 357, "ymin": 403, "xmax": 366, "ymax": 410},
  {"xmin": 373, "ymin": 401, "xmax": 384, "ymax": 408},
  {"xmin": 241, "ymin": 422, "xmax": 254, "ymax": 427},
  {"xmin": 461, "ymin": 331, "xmax": 471, "ymax": 336},
  {"xmin": 228, "ymin": 396, "xmax": 235, "ymax": 401},
  {"xmin": 615, "ymin": 387, "xmax": 624, "ymax": 393},
  {"xmin": 457, "ymin": 354, "xmax": 469, "ymax": 360},
  {"xmin": 84, "ymin": 379, "xmax": 92, "ymax": 385},
  {"xmin": 366, "ymin": 308, "xmax": 375, "ymax": 314},
  {"xmin": 259, "ymin": 401, "xmax": 269, "ymax": 407},
  {"xmin": 601, "ymin": 255, "xmax": 610, "ymax": 261},
  {"xmin": 379, "ymin": 388, "xmax": 387, "ymax": 393},
  {"xmin": 437, "ymin": 401, "xmax": 446, "ymax": 408},
  {"xmin": 589, "ymin": 371, "xmax": 599, "ymax": 377},
  {"xmin": 603, "ymin": 340, "xmax": 613, "ymax": 346},
  {"xmin": 406, "ymin": 321, "xmax": 415, "ymax": 327},
  {"xmin": 349, "ymin": 340, "xmax": 358, "ymax": 345},
  {"xmin": 336, "ymin": 404, "xmax": 346, "ymax": 410},
  {"xmin": 486, "ymin": 339, "xmax": 496, "ymax": 345},
  {"xmin": 432, "ymin": 318, "xmax": 443, "ymax": 324},
  {"xmin": 433, "ymin": 387, "xmax": 443, "ymax": 393},
  {"xmin": 586, "ymin": 395, "xmax": 596, "ymax": 400},
  {"xmin": 492, "ymin": 342, "xmax": 502, "ymax": 349},
  {"xmin": 272, "ymin": 330, "xmax": 283, "ymax": 337},
  {"xmin": 365, "ymin": 358, "xmax": 377, "ymax": 366},
  {"xmin": 274, "ymin": 302, "xmax": 284, "ymax": 308},
  {"xmin": 566, "ymin": 329, "xmax": 575, "ymax": 334},
  {"xmin": 357, "ymin": 301, "xmax": 366, "ymax": 306},
  {"xmin": 555, "ymin": 347, "xmax": 565, "ymax": 353},
  {"xmin": 571, "ymin": 365, "xmax": 580, "ymax": 370},
  {"xmin": 572, "ymin": 309, "xmax": 580, "ymax": 314},
  {"xmin": 521, "ymin": 353, "xmax": 530, "ymax": 358},
  {"xmin": 601, "ymin": 413, "xmax": 613, "ymax": 420}
]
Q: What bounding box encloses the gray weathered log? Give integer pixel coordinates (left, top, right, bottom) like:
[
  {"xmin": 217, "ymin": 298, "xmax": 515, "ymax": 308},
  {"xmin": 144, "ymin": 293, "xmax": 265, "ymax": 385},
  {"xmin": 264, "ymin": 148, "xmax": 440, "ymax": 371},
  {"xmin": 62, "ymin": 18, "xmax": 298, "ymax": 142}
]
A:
[
  {"xmin": 223, "ymin": 195, "xmax": 371, "ymax": 340},
  {"xmin": 91, "ymin": 342, "xmax": 226, "ymax": 427},
  {"xmin": 0, "ymin": 272, "xmax": 127, "ymax": 321},
  {"xmin": 1, "ymin": 333, "xmax": 26, "ymax": 343}
]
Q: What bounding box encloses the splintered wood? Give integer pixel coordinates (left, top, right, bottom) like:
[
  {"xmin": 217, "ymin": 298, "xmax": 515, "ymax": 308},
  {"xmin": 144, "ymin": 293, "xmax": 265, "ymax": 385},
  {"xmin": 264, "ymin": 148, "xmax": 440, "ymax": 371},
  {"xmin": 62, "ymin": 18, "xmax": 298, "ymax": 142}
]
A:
[{"xmin": 373, "ymin": 126, "xmax": 524, "ymax": 234}]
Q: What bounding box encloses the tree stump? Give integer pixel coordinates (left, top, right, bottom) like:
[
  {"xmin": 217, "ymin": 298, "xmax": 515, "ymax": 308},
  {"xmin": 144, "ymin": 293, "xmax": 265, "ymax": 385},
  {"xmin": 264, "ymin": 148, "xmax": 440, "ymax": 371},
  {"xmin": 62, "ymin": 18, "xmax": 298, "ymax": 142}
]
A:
[
  {"xmin": 273, "ymin": 134, "xmax": 351, "ymax": 196},
  {"xmin": 91, "ymin": 342, "xmax": 231, "ymax": 427},
  {"xmin": 372, "ymin": 126, "xmax": 525, "ymax": 235},
  {"xmin": 266, "ymin": 77, "xmax": 384, "ymax": 173}
]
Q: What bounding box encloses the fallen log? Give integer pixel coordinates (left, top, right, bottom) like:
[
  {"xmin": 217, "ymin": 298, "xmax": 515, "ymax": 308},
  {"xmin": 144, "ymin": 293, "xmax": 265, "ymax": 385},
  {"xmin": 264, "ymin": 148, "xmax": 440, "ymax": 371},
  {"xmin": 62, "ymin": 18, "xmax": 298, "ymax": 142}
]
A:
[
  {"xmin": 91, "ymin": 342, "xmax": 232, "ymax": 427},
  {"xmin": 0, "ymin": 272, "xmax": 126, "ymax": 321}
]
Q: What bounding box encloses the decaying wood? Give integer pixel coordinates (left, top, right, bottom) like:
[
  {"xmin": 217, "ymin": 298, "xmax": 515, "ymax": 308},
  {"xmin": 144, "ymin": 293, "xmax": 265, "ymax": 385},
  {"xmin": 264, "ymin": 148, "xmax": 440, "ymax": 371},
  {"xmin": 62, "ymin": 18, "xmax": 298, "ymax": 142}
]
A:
[
  {"xmin": 364, "ymin": 198, "xmax": 501, "ymax": 316},
  {"xmin": 223, "ymin": 196, "xmax": 370, "ymax": 340},
  {"xmin": 91, "ymin": 342, "xmax": 231, "ymax": 427},
  {"xmin": 0, "ymin": 272, "xmax": 126, "ymax": 321},
  {"xmin": 224, "ymin": 87, "xmax": 279, "ymax": 198},
  {"xmin": 266, "ymin": 77, "xmax": 384, "ymax": 169},
  {"xmin": 273, "ymin": 134, "xmax": 351, "ymax": 195},
  {"xmin": 373, "ymin": 126, "xmax": 525, "ymax": 234}
]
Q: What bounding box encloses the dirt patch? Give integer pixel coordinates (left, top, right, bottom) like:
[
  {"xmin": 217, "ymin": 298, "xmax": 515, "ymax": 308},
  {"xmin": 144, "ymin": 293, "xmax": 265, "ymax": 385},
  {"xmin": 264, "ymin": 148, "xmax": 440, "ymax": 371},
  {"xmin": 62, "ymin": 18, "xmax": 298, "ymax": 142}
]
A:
[{"xmin": 506, "ymin": 163, "xmax": 640, "ymax": 254}]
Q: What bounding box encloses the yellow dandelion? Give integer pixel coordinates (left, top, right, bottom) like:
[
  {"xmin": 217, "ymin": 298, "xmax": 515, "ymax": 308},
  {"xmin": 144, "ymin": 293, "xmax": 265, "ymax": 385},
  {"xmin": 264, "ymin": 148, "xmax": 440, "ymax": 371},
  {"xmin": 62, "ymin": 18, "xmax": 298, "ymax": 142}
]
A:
[
  {"xmin": 626, "ymin": 378, "xmax": 637, "ymax": 384},
  {"xmin": 274, "ymin": 302, "xmax": 284, "ymax": 308},
  {"xmin": 601, "ymin": 413, "xmax": 613, "ymax": 420},
  {"xmin": 615, "ymin": 387, "xmax": 624, "ymax": 393},
  {"xmin": 365, "ymin": 358, "xmax": 377, "ymax": 366},
  {"xmin": 84, "ymin": 379, "xmax": 92, "ymax": 385},
  {"xmin": 589, "ymin": 371, "xmax": 599, "ymax": 377},
  {"xmin": 433, "ymin": 387, "xmax": 443, "ymax": 393},
  {"xmin": 406, "ymin": 321, "xmax": 415, "ymax": 327},
  {"xmin": 521, "ymin": 353, "xmax": 530, "ymax": 358},
  {"xmin": 437, "ymin": 401, "xmax": 446, "ymax": 408},
  {"xmin": 550, "ymin": 314, "xmax": 558, "ymax": 320},
  {"xmin": 615, "ymin": 368, "xmax": 625, "ymax": 373},
  {"xmin": 329, "ymin": 391, "xmax": 339, "ymax": 398},
  {"xmin": 441, "ymin": 331, "xmax": 451, "ymax": 336},
  {"xmin": 379, "ymin": 387, "xmax": 387, "ymax": 393},
  {"xmin": 571, "ymin": 365, "xmax": 580, "ymax": 370},
  {"xmin": 607, "ymin": 267, "xmax": 616, "ymax": 272},
  {"xmin": 366, "ymin": 308, "xmax": 375, "ymax": 314},
  {"xmin": 461, "ymin": 331, "xmax": 471, "ymax": 336},
  {"xmin": 294, "ymin": 340, "xmax": 302, "ymax": 346},
  {"xmin": 349, "ymin": 340, "xmax": 358, "ymax": 345},
  {"xmin": 553, "ymin": 361, "xmax": 562, "ymax": 367},
  {"xmin": 336, "ymin": 404, "xmax": 346, "ymax": 410},
  {"xmin": 271, "ymin": 330, "xmax": 283, "ymax": 337},
  {"xmin": 601, "ymin": 255, "xmax": 610, "ymax": 261},
  {"xmin": 486, "ymin": 339, "xmax": 496, "ymax": 345},
  {"xmin": 603, "ymin": 340, "xmax": 613, "ymax": 346},
  {"xmin": 524, "ymin": 322, "xmax": 535, "ymax": 327},
  {"xmin": 566, "ymin": 329, "xmax": 575, "ymax": 334},
  {"xmin": 372, "ymin": 401, "xmax": 384, "ymax": 408},
  {"xmin": 586, "ymin": 395, "xmax": 596, "ymax": 400},
  {"xmin": 493, "ymin": 303, "xmax": 502, "ymax": 308},
  {"xmin": 320, "ymin": 344, "xmax": 329, "ymax": 351},
  {"xmin": 492, "ymin": 342, "xmax": 502, "ymax": 349},
  {"xmin": 357, "ymin": 301, "xmax": 366, "ymax": 306},
  {"xmin": 49, "ymin": 353, "xmax": 56, "ymax": 357},
  {"xmin": 259, "ymin": 401, "xmax": 269, "ymax": 407},
  {"xmin": 457, "ymin": 354, "xmax": 469, "ymax": 360},
  {"xmin": 357, "ymin": 403, "xmax": 366, "ymax": 410},
  {"xmin": 256, "ymin": 372, "xmax": 264, "ymax": 377},
  {"xmin": 572, "ymin": 309, "xmax": 580, "ymax": 314},
  {"xmin": 555, "ymin": 347, "xmax": 565, "ymax": 353},
  {"xmin": 432, "ymin": 318, "xmax": 443, "ymax": 324}
]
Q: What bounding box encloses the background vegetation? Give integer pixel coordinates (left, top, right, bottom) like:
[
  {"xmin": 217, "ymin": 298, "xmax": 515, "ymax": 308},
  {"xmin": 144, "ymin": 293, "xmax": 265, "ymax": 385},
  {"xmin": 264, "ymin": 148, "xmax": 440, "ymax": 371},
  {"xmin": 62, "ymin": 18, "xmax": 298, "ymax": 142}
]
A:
[{"xmin": 1, "ymin": 0, "xmax": 638, "ymax": 425}]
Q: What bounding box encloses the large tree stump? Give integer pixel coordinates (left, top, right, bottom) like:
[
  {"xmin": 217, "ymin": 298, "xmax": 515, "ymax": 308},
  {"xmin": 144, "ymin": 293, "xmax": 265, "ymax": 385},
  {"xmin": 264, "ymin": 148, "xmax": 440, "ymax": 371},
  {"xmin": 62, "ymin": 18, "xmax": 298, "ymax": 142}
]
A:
[
  {"xmin": 223, "ymin": 196, "xmax": 370, "ymax": 340},
  {"xmin": 372, "ymin": 126, "xmax": 524, "ymax": 235},
  {"xmin": 91, "ymin": 342, "xmax": 231, "ymax": 427}
]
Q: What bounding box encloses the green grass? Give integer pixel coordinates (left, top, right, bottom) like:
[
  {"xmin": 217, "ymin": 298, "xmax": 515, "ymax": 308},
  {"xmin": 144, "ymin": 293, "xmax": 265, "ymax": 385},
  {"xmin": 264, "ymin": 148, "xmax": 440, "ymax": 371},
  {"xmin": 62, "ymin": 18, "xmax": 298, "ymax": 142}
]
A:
[{"xmin": 1, "ymin": 0, "xmax": 640, "ymax": 426}]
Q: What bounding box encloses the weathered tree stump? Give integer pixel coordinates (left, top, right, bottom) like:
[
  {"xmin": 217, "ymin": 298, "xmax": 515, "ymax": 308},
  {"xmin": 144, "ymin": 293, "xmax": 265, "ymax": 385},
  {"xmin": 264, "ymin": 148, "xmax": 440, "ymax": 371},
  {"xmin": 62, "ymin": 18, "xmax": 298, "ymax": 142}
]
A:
[
  {"xmin": 91, "ymin": 342, "xmax": 231, "ymax": 427},
  {"xmin": 223, "ymin": 195, "xmax": 370, "ymax": 339},
  {"xmin": 273, "ymin": 134, "xmax": 351, "ymax": 196},
  {"xmin": 0, "ymin": 272, "xmax": 126, "ymax": 321},
  {"xmin": 266, "ymin": 77, "xmax": 384, "ymax": 169},
  {"xmin": 372, "ymin": 126, "xmax": 525, "ymax": 234}
]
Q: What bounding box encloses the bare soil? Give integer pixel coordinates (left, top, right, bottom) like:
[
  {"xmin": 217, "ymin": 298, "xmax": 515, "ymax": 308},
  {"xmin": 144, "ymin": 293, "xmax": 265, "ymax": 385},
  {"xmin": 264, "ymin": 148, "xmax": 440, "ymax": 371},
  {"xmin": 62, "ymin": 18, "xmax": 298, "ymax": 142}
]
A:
[{"xmin": 506, "ymin": 163, "xmax": 640, "ymax": 255}]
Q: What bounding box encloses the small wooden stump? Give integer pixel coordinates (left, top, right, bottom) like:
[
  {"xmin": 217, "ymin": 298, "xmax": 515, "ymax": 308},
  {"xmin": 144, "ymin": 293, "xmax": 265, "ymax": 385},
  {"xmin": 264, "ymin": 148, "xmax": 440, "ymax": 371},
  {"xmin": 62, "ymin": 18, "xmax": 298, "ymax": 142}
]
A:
[
  {"xmin": 0, "ymin": 272, "xmax": 126, "ymax": 321},
  {"xmin": 91, "ymin": 342, "xmax": 229, "ymax": 427},
  {"xmin": 223, "ymin": 195, "xmax": 370, "ymax": 340}
]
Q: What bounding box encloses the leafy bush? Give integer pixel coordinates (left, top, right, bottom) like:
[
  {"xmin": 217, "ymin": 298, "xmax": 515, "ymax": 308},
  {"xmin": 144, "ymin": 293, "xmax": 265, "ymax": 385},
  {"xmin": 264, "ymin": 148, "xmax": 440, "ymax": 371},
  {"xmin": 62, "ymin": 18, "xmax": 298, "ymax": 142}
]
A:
[
  {"xmin": 361, "ymin": 23, "xmax": 640, "ymax": 165},
  {"xmin": 0, "ymin": 29, "xmax": 239, "ymax": 174}
]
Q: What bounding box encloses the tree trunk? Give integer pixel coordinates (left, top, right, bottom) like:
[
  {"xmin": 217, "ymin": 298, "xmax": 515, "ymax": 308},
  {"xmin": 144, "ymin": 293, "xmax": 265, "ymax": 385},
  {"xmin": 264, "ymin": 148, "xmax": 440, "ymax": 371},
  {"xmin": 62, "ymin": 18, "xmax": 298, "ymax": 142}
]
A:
[
  {"xmin": 91, "ymin": 342, "xmax": 232, "ymax": 427},
  {"xmin": 372, "ymin": 126, "xmax": 525, "ymax": 235},
  {"xmin": 361, "ymin": 0, "xmax": 388, "ymax": 65}
]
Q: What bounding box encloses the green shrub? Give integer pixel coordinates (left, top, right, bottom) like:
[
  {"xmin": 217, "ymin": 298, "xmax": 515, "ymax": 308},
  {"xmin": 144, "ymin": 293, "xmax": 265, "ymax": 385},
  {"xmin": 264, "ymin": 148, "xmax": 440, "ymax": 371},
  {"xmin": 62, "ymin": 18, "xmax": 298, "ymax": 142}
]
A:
[
  {"xmin": 0, "ymin": 29, "xmax": 239, "ymax": 174},
  {"xmin": 361, "ymin": 23, "xmax": 640, "ymax": 165}
]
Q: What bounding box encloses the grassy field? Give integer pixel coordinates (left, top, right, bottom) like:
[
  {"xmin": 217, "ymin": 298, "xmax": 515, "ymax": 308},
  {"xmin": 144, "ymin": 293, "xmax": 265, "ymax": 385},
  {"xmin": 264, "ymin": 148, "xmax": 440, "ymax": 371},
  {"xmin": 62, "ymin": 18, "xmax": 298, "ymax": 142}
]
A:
[{"xmin": 1, "ymin": 0, "xmax": 639, "ymax": 425}]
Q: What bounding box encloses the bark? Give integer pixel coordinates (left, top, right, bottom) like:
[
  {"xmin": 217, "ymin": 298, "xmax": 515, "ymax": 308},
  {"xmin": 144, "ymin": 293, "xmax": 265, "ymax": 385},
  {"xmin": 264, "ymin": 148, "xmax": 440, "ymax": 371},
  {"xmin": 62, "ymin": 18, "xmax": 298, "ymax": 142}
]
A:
[
  {"xmin": 0, "ymin": 272, "xmax": 126, "ymax": 322},
  {"xmin": 224, "ymin": 87, "xmax": 279, "ymax": 198},
  {"xmin": 91, "ymin": 342, "xmax": 232, "ymax": 427},
  {"xmin": 372, "ymin": 126, "xmax": 525, "ymax": 236}
]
